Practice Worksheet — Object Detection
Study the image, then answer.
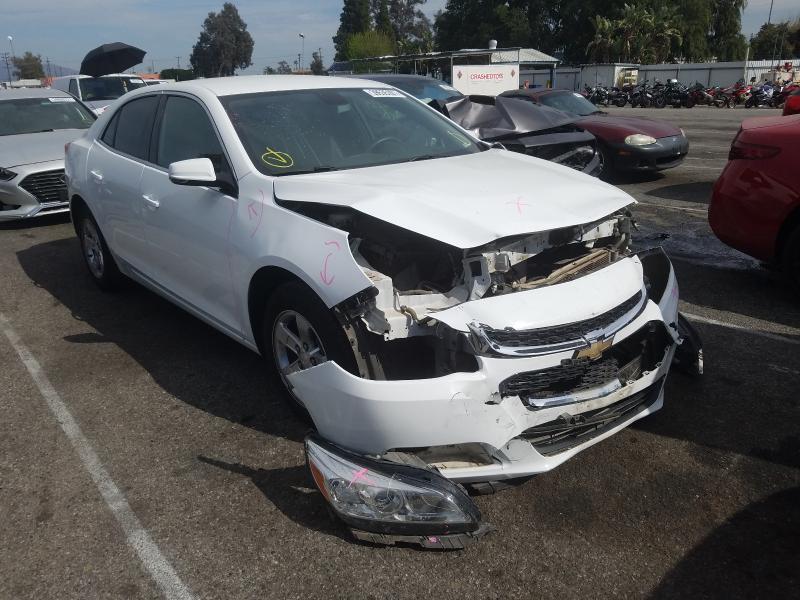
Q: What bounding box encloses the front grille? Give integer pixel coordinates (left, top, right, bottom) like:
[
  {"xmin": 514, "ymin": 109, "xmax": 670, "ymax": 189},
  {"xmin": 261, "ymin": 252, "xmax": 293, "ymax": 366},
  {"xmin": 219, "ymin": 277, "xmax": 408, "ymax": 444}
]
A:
[
  {"xmin": 521, "ymin": 377, "xmax": 664, "ymax": 456},
  {"xmin": 500, "ymin": 320, "xmax": 674, "ymax": 405},
  {"xmin": 483, "ymin": 290, "xmax": 643, "ymax": 349},
  {"xmin": 19, "ymin": 169, "xmax": 67, "ymax": 204},
  {"xmin": 501, "ymin": 356, "xmax": 620, "ymax": 399}
]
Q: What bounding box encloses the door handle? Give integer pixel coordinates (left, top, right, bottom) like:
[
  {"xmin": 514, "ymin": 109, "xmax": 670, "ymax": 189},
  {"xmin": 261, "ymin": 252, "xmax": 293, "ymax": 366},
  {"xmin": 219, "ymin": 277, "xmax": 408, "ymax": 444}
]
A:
[
  {"xmin": 90, "ymin": 170, "xmax": 103, "ymax": 182},
  {"xmin": 142, "ymin": 194, "xmax": 160, "ymax": 209}
]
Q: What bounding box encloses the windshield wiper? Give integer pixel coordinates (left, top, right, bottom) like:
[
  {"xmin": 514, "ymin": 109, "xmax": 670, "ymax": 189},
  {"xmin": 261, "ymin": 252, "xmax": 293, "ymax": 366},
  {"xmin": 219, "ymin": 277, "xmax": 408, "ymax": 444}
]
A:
[
  {"xmin": 276, "ymin": 166, "xmax": 340, "ymax": 176},
  {"xmin": 407, "ymin": 154, "xmax": 437, "ymax": 162},
  {"xmin": 31, "ymin": 128, "xmax": 56, "ymax": 133}
]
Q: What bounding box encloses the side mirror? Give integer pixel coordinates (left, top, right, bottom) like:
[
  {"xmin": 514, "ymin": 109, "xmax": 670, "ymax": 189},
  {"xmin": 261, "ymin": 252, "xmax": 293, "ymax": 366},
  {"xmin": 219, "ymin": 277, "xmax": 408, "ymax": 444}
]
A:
[
  {"xmin": 168, "ymin": 158, "xmax": 217, "ymax": 185},
  {"xmin": 168, "ymin": 158, "xmax": 238, "ymax": 196}
]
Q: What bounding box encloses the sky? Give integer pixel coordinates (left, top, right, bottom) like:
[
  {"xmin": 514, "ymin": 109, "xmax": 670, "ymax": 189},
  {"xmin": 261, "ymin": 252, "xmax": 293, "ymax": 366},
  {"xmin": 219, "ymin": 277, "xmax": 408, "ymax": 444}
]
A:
[{"xmin": 2, "ymin": 0, "xmax": 798, "ymax": 76}]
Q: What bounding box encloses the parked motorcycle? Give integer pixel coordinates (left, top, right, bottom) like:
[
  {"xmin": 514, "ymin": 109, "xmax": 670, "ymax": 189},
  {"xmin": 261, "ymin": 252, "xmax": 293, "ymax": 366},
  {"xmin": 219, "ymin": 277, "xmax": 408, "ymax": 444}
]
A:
[
  {"xmin": 687, "ymin": 82, "xmax": 715, "ymax": 106},
  {"xmin": 629, "ymin": 81, "xmax": 653, "ymax": 107},
  {"xmin": 745, "ymin": 81, "xmax": 776, "ymax": 108},
  {"xmin": 584, "ymin": 85, "xmax": 611, "ymax": 106},
  {"xmin": 652, "ymin": 78, "xmax": 692, "ymax": 108}
]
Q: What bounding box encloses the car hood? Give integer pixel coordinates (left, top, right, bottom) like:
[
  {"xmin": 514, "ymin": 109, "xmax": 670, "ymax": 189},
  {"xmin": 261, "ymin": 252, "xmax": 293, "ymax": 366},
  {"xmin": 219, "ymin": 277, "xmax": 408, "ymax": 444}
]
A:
[
  {"xmin": 433, "ymin": 95, "xmax": 578, "ymax": 141},
  {"xmin": 0, "ymin": 129, "xmax": 88, "ymax": 168},
  {"xmin": 273, "ymin": 150, "xmax": 635, "ymax": 249},
  {"xmin": 575, "ymin": 114, "xmax": 680, "ymax": 142}
]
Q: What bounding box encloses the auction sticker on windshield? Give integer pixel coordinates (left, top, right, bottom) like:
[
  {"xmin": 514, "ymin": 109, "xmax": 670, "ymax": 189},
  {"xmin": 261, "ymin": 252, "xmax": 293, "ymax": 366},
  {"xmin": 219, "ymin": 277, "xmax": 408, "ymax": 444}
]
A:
[{"xmin": 364, "ymin": 89, "xmax": 405, "ymax": 98}]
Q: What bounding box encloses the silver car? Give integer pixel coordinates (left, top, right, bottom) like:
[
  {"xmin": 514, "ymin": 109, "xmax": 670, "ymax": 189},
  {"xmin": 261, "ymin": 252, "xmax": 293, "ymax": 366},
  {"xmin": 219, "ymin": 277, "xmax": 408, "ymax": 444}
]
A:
[{"xmin": 0, "ymin": 88, "xmax": 95, "ymax": 220}]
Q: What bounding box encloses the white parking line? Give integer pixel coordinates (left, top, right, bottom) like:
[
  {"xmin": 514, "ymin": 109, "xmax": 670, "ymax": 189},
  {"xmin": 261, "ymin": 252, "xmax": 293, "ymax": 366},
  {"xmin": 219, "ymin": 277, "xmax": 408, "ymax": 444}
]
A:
[
  {"xmin": 636, "ymin": 201, "xmax": 708, "ymax": 215},
  {"xmin": 682, "ymin": 312, "xmax": 800, "ymax": 346},
  {"xmin": 0, "ymin": 313, "xmax": 196, "ymax": 600}
]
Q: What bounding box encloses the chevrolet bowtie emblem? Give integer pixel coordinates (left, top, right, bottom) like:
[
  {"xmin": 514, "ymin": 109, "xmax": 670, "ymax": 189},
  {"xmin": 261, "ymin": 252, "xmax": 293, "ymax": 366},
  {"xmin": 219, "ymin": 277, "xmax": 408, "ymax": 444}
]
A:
[{"xmin": 575, "ymin": 336, "xmax": 614, "ymax": 360}]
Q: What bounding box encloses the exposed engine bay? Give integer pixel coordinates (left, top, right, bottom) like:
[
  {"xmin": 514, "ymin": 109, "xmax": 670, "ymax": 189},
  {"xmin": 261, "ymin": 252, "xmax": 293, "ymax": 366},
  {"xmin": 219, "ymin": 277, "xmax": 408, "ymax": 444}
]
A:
[{"xmin": 278, "ymin": 199, "xmax": 635, "ymax": 380}]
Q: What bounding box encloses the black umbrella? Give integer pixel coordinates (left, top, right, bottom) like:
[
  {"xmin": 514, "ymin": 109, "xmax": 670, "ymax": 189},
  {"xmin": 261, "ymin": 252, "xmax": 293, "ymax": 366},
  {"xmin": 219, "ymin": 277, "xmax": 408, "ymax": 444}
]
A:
[{"xmin": 80, "ymin": 43, "xmax": 146, "ymax": 77}]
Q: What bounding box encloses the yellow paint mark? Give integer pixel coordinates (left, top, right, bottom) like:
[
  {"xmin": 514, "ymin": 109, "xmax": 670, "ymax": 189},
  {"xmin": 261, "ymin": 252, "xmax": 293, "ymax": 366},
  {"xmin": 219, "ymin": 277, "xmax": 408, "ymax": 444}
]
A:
[{"xmin": 261, "ymin": 147, "xmax": 294, "ymax": 168}]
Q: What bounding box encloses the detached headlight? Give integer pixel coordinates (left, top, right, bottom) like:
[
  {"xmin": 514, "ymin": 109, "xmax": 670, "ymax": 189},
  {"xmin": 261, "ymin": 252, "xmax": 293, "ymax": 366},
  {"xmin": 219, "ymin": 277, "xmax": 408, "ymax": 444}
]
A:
[
  {"xmin": 0, "ymin": 167, "xmax": 17, "ymax": 181},
  {"xmin": 625, "ymin": 134, "xmax": 657, "ymax": 146},
  {"xmin": 306, "ymin": 435, "xmax": 489, "ymax": 548}
]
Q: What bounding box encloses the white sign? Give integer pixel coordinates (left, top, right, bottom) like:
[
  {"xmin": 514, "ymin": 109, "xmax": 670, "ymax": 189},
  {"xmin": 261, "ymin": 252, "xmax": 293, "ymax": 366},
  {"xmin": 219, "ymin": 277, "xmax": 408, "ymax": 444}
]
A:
[
  {"xmin": 363, "ymin": 88, "xmax": 405, "ymax": 98},
  {"xmin": 452, "ymin": 64, "xmax": 520, "ymax": 96}
]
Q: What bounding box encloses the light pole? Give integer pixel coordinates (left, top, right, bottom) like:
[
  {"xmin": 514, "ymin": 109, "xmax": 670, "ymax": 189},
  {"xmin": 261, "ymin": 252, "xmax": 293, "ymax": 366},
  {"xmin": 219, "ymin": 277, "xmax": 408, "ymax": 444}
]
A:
[
  {"xmin": 299, "ymin": 33, "xmax": 305, "ymax": 73},
  {"xmin": 7, "ymin": 36, "xmax": 16, "ymax": 80}
]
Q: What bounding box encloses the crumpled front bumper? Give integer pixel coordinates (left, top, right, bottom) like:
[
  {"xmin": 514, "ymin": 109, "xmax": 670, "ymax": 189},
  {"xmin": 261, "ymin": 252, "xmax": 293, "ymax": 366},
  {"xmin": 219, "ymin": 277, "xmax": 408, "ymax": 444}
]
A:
[{"xmin": 289, "ymin": 249, "xmax": 680, "ymax": 483}]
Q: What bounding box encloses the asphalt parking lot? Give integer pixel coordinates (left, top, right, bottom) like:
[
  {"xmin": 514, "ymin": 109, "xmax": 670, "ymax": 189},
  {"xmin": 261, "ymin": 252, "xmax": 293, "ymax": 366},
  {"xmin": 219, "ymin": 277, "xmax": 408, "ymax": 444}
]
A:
[{"xmin": 1, "ymin": 105, "xmax": 798, "ymax": 600}]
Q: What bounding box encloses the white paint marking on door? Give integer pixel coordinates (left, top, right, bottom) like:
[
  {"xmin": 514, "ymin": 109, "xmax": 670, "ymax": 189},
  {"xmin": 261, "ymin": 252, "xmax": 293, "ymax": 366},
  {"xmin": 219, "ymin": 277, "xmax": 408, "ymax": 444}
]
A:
[
  {"xmin": 682, "ymin": 312, "xmax": 800, "ymax": 346},
  {"xmin": 0, "ymin": 313, "xmax": 196, "ymax": 600}
]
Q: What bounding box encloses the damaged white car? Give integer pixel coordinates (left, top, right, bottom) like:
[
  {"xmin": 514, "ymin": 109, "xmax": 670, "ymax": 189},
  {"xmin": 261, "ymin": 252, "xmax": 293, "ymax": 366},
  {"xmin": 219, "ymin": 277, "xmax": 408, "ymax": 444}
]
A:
[{"xmin": 66, "ymin": 76, "xmax": 701, "ymax": 549}]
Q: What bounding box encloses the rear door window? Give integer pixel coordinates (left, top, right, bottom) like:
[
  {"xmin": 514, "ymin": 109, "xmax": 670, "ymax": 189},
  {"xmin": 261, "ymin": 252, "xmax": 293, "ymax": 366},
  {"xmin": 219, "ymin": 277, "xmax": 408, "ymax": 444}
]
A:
[{"xmin": 110, "ymin": 95, "xmax": 159, "ymax": 161}]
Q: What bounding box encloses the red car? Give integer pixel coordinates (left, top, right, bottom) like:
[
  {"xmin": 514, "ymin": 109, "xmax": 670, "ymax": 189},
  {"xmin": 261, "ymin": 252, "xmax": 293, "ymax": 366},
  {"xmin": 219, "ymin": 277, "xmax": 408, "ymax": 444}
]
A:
[
  {"xmin": 709, "ymin": 114, "xmax": 800, "ymax": 289},
  {"xmin": 783, "ymin": 88, "xmax": 800, "ymax": 116},
  {"xmin": 500, "ymin": 88, "xmax": 689, "ymax": 177}
]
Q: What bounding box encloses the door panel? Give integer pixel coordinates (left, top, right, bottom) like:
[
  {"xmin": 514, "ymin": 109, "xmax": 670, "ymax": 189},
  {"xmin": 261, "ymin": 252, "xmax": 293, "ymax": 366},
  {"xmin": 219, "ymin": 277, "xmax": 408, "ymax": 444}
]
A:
[
  {"xmin": 87, "ymin": 141, "xmax": 146, "ymax": 270},
  {"xmin": 139, "ymin": 166, "xmax": 240, "ymax": 335},
  {"xmin": 139, "ymin": 94, "xmax": 241, "ymax": 335}
]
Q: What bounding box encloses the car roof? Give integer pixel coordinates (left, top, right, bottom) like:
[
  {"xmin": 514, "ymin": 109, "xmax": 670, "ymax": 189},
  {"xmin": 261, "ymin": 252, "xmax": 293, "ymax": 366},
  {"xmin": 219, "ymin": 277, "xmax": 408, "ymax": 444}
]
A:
[
  {"xmin": 153, "ymin": 75, "xmax": 394, "ymax": 97},
  {"xmin": 0, "ymin": 87, "xmax": 75, "ymax": 100},
  {"xmin": 357, "ymin": 73, "xmax": 442, "ymax": 84},
  {"xmin": 51, "ymin": 74, "xmax": 143, "ymax": 81}
]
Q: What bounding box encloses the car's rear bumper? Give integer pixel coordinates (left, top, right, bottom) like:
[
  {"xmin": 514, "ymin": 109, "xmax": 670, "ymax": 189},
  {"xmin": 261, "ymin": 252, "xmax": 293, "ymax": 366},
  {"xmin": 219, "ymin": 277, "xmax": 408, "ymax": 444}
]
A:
[
  {"xmin": 288, "ymin": 249, "xmax": 681, "ymax": 483},
  {"xmin": 608, "ymin": 135, "xmax": 689, "ymax": 172}
]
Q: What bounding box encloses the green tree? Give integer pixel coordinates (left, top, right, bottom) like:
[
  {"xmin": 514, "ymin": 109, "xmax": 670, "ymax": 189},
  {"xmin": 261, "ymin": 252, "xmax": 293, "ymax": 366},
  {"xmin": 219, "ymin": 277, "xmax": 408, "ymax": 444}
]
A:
[
  {"xmin": 749, "ymin": 21, "xmax": 796, "ymax": 60},
  {"xmin": 263, "ymin": 66, "xmax": 277, "ymax": 74},
  {"xmin": 189, "ymin": 2, "xmax": 254, "ymax": 77},
  {"xmin": 586, "ymin": 15, "xmax": 616, "ymax": 63},
  {"xmin": 676, "ymin": 0, "xmax": 713, "ymax": 60},
  {"xmin": 710, "ymin": 0, "xmax": 748, "ymax": 61},
  {"xmin": 11, "ymin": 51, "xmax": 44, "ymax": 79},
  {"xmin": 276, "ymin": 60, "xmax": 293, "ymax": 74},
  {"xmin": 333, "ymin": 0, "xmax": 372, "ymax": 60},
  {"xmin": 310, "ymin": 52, "xmax": 326, "ymax": 75},
  {"xmin": 375, "ymin": 0, "xmax": 393, "ymax": 36},
  {"xmin": 159, "ymin": 68, "xmax": 195, "ymax": 81},
  {"xmin": 346, "ymin": 30, "xmax": 395, "ymax": 59},
  {"xmin": 389, "ymin": 0, "xmax": 434, "ymax": 53}
]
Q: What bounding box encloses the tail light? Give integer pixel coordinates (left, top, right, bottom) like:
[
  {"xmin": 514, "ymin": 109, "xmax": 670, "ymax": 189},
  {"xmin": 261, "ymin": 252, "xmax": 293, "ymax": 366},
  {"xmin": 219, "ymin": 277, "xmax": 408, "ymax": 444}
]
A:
[{"xmin": 728, "ymin": 134, "xmax": 780, "ymax": 160}]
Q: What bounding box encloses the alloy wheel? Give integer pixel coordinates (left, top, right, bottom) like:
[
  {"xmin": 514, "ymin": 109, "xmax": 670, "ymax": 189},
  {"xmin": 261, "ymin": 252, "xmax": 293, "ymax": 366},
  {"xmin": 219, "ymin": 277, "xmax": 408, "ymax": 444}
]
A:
[
  {"xmin": 81, "ymin": 219, "xmax": 105, "ymax": 279},
  {"xmin": 272, "ymin": 309, "xmax": 328, "ymax": 387}
]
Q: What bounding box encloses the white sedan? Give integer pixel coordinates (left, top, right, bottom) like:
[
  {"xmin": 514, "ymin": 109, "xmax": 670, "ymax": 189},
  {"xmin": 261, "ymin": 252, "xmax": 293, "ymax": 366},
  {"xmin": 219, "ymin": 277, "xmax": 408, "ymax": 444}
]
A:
[{"xmin": 66, "ymin": 75, "xmax": 694, "ymax": 547}]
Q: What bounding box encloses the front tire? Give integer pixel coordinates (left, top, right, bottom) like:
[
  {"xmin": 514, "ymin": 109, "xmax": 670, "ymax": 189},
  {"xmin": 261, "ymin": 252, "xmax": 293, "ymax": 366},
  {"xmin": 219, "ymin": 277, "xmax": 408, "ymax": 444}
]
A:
[
  {"xmin": 263, "ymin": 281, "xmax": 359, "ymax": 419},
  {"xmin": 77, "ymin": 213, "xmax": 123, "ymax": 291}
]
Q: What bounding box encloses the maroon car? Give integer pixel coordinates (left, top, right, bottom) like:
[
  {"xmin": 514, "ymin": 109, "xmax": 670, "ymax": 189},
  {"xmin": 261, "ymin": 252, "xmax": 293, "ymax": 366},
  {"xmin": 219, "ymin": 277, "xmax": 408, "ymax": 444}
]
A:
[{"xmin": 501, "ymin": 89, "xmax": 689, "ymax": 177}]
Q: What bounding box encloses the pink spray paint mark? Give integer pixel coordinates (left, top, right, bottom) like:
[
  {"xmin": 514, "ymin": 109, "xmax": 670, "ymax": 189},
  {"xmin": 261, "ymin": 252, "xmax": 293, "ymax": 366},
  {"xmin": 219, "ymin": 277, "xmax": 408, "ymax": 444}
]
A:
[
  {"xmin": 248, "ymin": 190, "xmax": 265, "ymax": 238},
  {"xmin": 505, "ymin": 196, "xmax": 530, "ymax": 215},
  {"xmin": 320, "ymin": 240, "xmax": 341, "ymax": 286},
  {"xmin": 348, "ymin": 467, "xmax": 373, "ymax": 488}
]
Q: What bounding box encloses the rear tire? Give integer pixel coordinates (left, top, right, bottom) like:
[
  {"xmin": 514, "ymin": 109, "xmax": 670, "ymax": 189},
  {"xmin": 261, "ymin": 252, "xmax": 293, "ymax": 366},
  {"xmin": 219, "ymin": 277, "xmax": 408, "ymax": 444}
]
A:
[
  {"xmin": 782, "ymin": 226, "xmax": 800, "ymax": 295},
  {"xmin": 77, "ymin": 212, "xmax": 124, "ymax": 291},
  {"xmin": 262, "ymin": 281, "xmax": 360, "ymax": 421}
]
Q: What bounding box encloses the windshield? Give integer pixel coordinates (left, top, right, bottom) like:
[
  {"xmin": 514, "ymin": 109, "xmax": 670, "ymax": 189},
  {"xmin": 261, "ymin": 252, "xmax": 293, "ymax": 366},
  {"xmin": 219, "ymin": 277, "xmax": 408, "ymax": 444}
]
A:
[
  {"xmin": 379, "ymin": 78, "xmax": 464, "ymax": 104},
  {"xmin": 79, "ymin": 77, "xmax": 146, "ymax": 102},
  {"xmin": 222, "ymin": 88, "xmax": 481, "ymax": 176},
  {"xmin": 537, "ymin": 91, "xmax": 598, "ymax": 116},
  {"xmin": 0, "ymin": 97, "xmax": 95, "ymax": 136}
]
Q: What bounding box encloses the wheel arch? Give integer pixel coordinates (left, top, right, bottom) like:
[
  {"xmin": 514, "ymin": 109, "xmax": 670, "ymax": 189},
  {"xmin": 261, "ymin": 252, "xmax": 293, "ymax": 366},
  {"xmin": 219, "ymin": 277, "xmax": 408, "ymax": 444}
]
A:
[
  {"xmin": 69, "ymin": 194, "xmax": 90, "ymax": 237},
  {"xmin": 247, "ymin": 265, "xmax": 307, "ymax": 354},
  {"xmin": 776, "ymin": 205, "xmax": 800, "ymax": 262}
]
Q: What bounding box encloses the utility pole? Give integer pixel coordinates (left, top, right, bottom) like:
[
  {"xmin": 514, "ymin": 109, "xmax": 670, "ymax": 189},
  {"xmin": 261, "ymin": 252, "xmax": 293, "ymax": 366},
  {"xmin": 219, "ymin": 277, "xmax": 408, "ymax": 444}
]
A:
[
  {"xmin": 1, "ymin": 52, "xmax": 10, "ymax": 84},
  {"xmin": 297, "ymin": 53, "xmax": 301, "ymax": 73},
  {"xmin": 7, "ymin": 36, "xmax": 16, "ymax": 80},
  {"xmin": 319, "ymin": 47, "xmax": 323, "ymax": 71},
  {"xmin": 299, "ymin": 33, "xmax": 305, "ymax": 73},
  {"xmin": 45, "ymin": 56, "xmax": 51, "ymax": 79},
  {"xmin": 176, "ymin": 56, "xmax": 181, "ymax": 70}
]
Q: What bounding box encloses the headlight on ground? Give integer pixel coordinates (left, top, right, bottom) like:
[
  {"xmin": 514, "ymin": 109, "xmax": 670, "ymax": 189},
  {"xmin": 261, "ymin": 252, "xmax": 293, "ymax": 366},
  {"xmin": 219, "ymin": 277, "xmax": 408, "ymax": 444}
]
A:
[
  {"xmin": 305, "ymin": 435, "xmax": 489, "ymax": 548},
  {"xmin": 625, "ymin": 134, "xmax": 657, "ymax": 146},
  {"xmin": 0, "ymin": 167, "xmax": 17, "ymax": 181}
]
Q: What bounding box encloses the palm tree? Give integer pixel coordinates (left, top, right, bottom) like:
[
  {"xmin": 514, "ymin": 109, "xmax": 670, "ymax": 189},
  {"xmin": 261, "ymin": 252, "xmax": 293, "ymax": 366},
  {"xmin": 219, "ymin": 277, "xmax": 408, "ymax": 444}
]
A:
[
  {"xmin": 616, "ymin": 4, "xmax": 655, "ymax": 63},
  {"xmin": 586, "ymin": 15, "xmax": 616, "ymax": 63}
]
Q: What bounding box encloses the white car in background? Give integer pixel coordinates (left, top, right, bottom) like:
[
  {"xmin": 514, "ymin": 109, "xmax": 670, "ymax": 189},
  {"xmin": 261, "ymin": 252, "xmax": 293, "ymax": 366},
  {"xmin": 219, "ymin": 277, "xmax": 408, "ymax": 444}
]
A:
[
  {"xmin": 51, "ymin": 73, "xmax": 146, "ymax": 115},
  {"xmin": 0, "ymin": 88, "xmax": 95, "ymax": 220},
  {"xmin": 65, "ymin": 76, "xmax": 696, "ymax": 547}
]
